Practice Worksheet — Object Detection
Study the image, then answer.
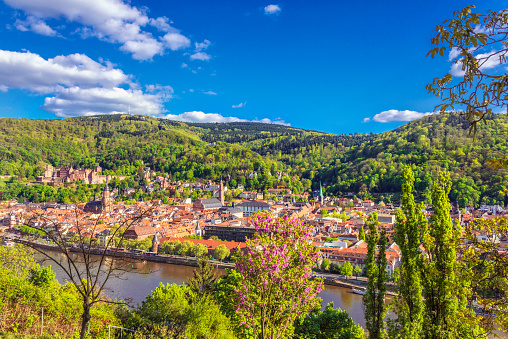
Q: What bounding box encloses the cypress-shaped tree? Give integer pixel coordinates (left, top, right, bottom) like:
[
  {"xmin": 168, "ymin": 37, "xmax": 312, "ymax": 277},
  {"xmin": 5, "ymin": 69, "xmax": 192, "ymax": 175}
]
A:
[
  {"xmin": 421, "ymin": 172, "xmax": 483, "ymax": 339},
  {"xmin": 359, "ymin": 226, "xmax": 366, "ymax": 241},
  {"xmin": 388, "ymin": 165, "xmax": 424, "ymax": 339},
  {"xmin": 363, "ymin": 212, "xmax": 388, "ymax": 339}
]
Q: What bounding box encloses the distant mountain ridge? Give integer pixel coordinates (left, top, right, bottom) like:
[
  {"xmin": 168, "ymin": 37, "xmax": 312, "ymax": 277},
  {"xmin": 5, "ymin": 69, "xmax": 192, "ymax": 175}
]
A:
[{"xmin": 0, "ymin": 113, "xmax": 507, "ymax": 206}]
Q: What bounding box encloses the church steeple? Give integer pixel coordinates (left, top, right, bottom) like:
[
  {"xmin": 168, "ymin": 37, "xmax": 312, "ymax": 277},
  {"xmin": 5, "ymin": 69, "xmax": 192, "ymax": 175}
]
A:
[
  {"xmin": 319, "ymin": 181, "xmax": 324, "ymax": 205},
  {"xmin": 219, "ymin": 180, "xmax": 225, "ymax": 205},
  {"xmin": 101, "ymin": 178, "xmax": 112, "ymax": 213}
]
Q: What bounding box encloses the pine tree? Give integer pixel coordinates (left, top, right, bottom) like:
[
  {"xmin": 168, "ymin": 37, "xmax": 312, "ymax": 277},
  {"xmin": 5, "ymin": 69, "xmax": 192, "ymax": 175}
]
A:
[
  {"xmin": 363, "ymin": 212, "xmax": 387, "ymax": 339},
  {"xmin": 187, "ymin": 256, "xmax": 218, "ymax": 297},
  {"xmin": 388, "ymin": 166, "xmax": 424, "ymax": 338}
]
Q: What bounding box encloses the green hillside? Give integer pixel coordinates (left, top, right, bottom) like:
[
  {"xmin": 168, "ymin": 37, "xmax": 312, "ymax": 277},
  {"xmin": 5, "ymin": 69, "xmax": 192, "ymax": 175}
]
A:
[{"xmin": 1, "ymin": 113, "xmax": 507, "ymax": 207}]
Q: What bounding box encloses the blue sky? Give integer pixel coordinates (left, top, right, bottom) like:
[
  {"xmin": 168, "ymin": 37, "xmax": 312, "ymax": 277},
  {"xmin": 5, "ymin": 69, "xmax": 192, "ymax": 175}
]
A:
[{"xmin": 0, "ymin": 0, "xmax": 501, "ymax": 133}]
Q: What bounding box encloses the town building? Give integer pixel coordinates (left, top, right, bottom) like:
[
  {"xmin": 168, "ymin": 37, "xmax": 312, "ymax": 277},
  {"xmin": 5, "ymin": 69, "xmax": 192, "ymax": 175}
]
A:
[
  {"xmin": 204, "ymin": 223, "xmax": 256, "ymax": 242},
  {"xmin": 236, "ymin": 201, "xmax": 271, "ymax": 217},
  {"xmin": 193, "ymin": 198, "xmax": 223, "ymax": 210}
]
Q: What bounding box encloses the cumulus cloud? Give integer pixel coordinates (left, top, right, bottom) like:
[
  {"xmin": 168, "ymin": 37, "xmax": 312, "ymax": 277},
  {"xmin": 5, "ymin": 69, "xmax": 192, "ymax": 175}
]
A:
[
  {"xmin": 190, "ymin": 52, "xmax": 211, "ymax": 61},
  {"xmin": 264, "ymin": 4, "xmax": 281, "ymax": 15},
  {"xmin": 364, "ymin": 109, "xmax": 435, "ymax": 123},
  {"xmin": 14, "ymin": 16, "xmax": 58, "ymax": 36},
  {"xmin": 162, "ymin": 32, "xmax": 191, "ymax": 51},
  {"xmin": 42, "ymin": 87, "xmax": 165, "ymax": 117},
  {"xmin": 163, "ymin": 111, "xmax": 290, "ymax": 125},
  {"xmin": 203, "ymin": 90, "xmax": 217, "ymax": 95},
  {"xmin": 0, "ymin": 50, "xmax": 129, "ymax": 93},
  {"xmin": 232, "ymin": 101, "xmax": 247, "ymax": 108},
  {"xmin": 0, "ymin": 49, "xmax": 170, "ymax": 117},
  {"xmin": 194, "ymin": 39, "xmax": 211, "ymax": 52},
  {"xmin": 450, "ymin": 50, "xmax": 506, "ymax": 77},
  {"xmin": 3, "ymin": 0, "xmax": 192, "ymax": 60}
]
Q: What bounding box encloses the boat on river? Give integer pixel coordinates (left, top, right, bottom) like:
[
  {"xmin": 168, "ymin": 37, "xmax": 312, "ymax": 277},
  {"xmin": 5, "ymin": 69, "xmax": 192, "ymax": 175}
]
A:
[{"xmin": 352, "ymin": 288, "xmax": 366, "ymax": 295}]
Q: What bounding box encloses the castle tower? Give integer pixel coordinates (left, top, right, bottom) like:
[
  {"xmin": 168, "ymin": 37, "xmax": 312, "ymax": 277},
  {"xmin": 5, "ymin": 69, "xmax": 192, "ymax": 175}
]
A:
[
  {"xmin": 219, "ymin": 180, "xmax": 225, "ymax": 205},
  {"xmin": 151, "ymin": 232, "xmax": 160, "ymax": 253},
  {"xmin": 101, "ymin": 180, "xmax": 112, "ymax": 213}
]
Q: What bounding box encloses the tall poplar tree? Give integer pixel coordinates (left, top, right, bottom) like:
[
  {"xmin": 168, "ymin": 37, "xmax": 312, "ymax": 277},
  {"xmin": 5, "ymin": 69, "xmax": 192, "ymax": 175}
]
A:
[
  {"xmin": 363, "ymin": 212, "xmax": 388, "ymax": 339},
  {"xmin": 388, "ymin": 166, "xmax": 424, "ymax": 339},
  {"xmin": 421, "ymin": 172, "xmax": 484, "ymax": 339}
]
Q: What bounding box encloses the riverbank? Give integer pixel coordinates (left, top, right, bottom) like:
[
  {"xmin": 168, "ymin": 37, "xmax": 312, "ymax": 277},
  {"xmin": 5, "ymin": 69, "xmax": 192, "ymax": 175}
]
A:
[
  {"xmin": 15, "ymin": 237, "xmax": 374, "ymax": 291},
  {"xmin": 15, "ymin": 237, "xmax": 236, "ymax": 269}
]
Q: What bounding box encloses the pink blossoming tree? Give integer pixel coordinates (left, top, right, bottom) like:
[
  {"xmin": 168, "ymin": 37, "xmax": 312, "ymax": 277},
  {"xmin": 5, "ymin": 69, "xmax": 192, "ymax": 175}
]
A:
[{"xmin": 234, "ymin": 212, "xmax": 323, "ymax": 339}]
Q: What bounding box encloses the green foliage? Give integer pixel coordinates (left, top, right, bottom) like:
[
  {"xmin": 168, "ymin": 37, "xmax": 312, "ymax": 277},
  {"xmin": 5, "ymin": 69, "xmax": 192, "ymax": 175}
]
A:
[
  {"xmin": 0, "ymin": 255, "xmax": 119, "ymax": 338},
  {"xmin": 134, "ymin": 283, "xmax": 235, "ymax": 339},
  {"xmin": 28, "ymin": 265, "xmax": 56, "ymax": 288},
  {"xmin": 340, "ymin": 261, "xmax": 353, "ymax": 280},
  {"xmin": 0, "ymin": 245, "xmax": 37, "ymax": 278},
  {"xmin": 184, "ymin": 234, "xmax": 202, "ymax": 239},
  {"xmin": 426, "ymin": 5, "xmax": 508, "ymax": 140},
  {"xmin": 214, "ymin": 244, "xmax": 230, "ymax": 262},
  {"xmin": 187, "ymin": 256, "xmax": 218, "ymax": 297},
  {"xmin": 359, "ymin": 226, "xmax": 365, "ymax": 241},
  {"xmin": 3, "ymin": 114, "xmax": 508, "ymax": 205},
  {"xmin": 388, "ymin": 166, "xmax": 425, "ymax": 338},
  {"xmin": 320, "ymin": 259, "xmax": 331, "ymax": 271},
  {"xmin": 191, "ymin": 243, "xmax": 208, "ymax": 258},
  {"xmin": 460, "ymin": 216, "xmax": 508, "ymax": 334},
  {"xmin": 214, "ymin": 269, "xmax": 255, "ymax": 338},
  {"xmin": 159, "ymin": 240, "xmax": 180, "ymax": 255},
  {"xmin": 363, "ymin": 212, "xmax": 389, "ymax": 339},
  {"xmin": 293, "ymin": 302, "xmax": 364, "ymax": 339},
  {"xmin": 421, "ymin": 171, "xmax": 484, "ymax": 339}
]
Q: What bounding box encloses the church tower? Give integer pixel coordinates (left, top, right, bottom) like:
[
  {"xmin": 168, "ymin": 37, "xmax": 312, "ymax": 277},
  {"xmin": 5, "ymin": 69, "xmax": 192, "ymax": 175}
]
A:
[{"xmin": 101, "ymin": 180, "xmax": 112, "ymax": 213}]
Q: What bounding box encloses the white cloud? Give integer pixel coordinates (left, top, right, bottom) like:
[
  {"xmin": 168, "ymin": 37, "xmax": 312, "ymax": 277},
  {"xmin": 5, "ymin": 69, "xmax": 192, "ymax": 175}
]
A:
[
  {"xmin": 264, "ymin": 4, "xmax": 281, "ymax": 15},
  {"xmin": 194, "ymin": 39, "xmax": 211, "ymax": 52},
  {"xmin": 163, "ymin": 111, "xmax": 290, "ymax": 125},
  {"xmin": 162, "ymin": 32, "xmax": 191, "ymax": 51},
  {"xmin": 189, "ymin": 89, "xmax": 194, "ymax": 92},
  {"xmin": 203, "ymin": 90, "xmax": 217, "ymax": 95},
  {"xmin": 190, "ymin": 52, "xmax": 211, "ymax": 61},
  {"xmin": 42, "ymin": 87, "xmax": 165, "ymax": 117},
  {"xmin": 0, "ymin": 50, "xmax": 129, "ymax": 93},
  {"xmin": 148, "ymin": 17, "xmax": 172, "ymax": 32},
  {"xmin": 14, "ymin": 16, "xmax": 58, "ymax": 36},
  {"xmin": 181, "ymin": 63, "xmax": 188, "ymax": 68},
  {"xmin": 232, "ymin": 101, "xmax": 247, "ymax": 108},
  {"xmin": 145, "ymin": 84, "xmax": 174, "ymax": 101},
  {"xmin": 0, "ymin": 49, "xmax": 170, "ymax": 117},
  {"xmin": 367, "ymin": 109, "xmax": 434, "ymax": 123},
  {"xmin": 450, "ymin": 50, "xmax": 506, "ymax": 77},
  {"xmin": 3, "ymin": 0, "xmax": 192, "ymax": 60}
]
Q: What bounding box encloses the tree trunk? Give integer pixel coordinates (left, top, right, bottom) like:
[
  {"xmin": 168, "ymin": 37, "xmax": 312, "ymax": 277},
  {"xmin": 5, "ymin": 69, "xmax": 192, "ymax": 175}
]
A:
[{"xmin": 80, "ymin": 302, "xmax": 91, "ymax": 339}]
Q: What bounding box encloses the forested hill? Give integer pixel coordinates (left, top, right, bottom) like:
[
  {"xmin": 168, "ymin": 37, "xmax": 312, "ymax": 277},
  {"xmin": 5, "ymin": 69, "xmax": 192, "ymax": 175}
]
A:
[{"xmin": 0, "ymin": 113, "xmax": 507, "ymax": 207}]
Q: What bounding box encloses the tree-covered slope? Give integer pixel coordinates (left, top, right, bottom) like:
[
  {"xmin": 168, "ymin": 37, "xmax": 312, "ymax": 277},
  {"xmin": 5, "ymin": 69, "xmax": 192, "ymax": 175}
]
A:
[{"xmin": 1, "ymin": 113, "xmax": 507, "ymax": 207}]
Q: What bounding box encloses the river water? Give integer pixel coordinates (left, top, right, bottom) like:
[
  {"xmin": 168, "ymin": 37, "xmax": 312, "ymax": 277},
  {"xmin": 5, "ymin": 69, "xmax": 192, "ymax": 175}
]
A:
[
  {"xmin": 35, "ymin": 250, "xmax": 506, "ymax": 337},
  {"xmin": 35, "ymin": 250, "xmax": 371, "ymax": 327}
]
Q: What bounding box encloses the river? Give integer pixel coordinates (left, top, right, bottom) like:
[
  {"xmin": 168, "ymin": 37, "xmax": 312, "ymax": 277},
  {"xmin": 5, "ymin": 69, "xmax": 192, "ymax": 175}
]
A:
[
  {"xmin": 34, "ymin": 250, "xmax": 373, "ymax": 328},
  {"xmin": 35, "ymin": 250, "xmax": 506, "ymax": 337}
]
